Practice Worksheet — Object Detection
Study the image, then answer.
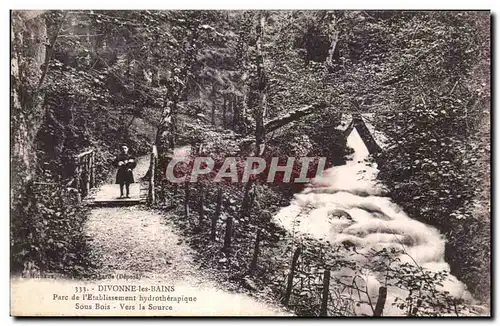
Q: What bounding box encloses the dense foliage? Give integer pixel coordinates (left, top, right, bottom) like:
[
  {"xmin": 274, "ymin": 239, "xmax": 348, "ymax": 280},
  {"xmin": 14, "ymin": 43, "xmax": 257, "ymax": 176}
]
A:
[
  {"xmin": 363, "ymin": 12, "xmax": 490, "ymax": 302},
  {"xmin": 10, "ymin": 182, "xmax": 95, "ymax": 276}
]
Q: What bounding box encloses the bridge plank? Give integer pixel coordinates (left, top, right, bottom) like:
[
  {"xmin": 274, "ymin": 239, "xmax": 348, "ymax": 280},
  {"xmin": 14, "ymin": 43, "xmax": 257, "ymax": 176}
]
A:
[{"xmin": 86, "ymin": 183, "xmax": 145, "ymax": 206}]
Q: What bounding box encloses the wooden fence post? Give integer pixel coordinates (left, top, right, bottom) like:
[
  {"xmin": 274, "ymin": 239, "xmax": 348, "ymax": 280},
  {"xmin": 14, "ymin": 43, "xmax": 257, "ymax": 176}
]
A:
[
  {"xmin": 373, "ymin": 286, "xmax": 387, "ymax": 316},
  {"xmin": 240, "ymin": 179, "xmax": 253, "ymax": 218},
  {"xmin": 147, "ymin": 145, "xmax": 157, "ymax": 205},
  {"xmin": 282, "ymin": 247, "xmax": 301, "ymax": 307},
  {"xmin": 90, "ymin": 151, "xmax": 95, "ymax": 189},
  {"xmin": 320, "ymin": 268, "xmax": 331, "ymax": 316},
  {"xmin": 184, "ymin": 182, "xmax": 190, "ymax": 218},
  {"xmin": 89, "ymin": 153, "xmax": 93, "ymax": 189},
  {"xmin": 80, "ymin": 158, "xmax": 86, "ymax": 197},
  {"xmin": 198, "ymin": 191, "xmax": 204, "ymax": 228},
  {"xmin": 85, "ymin": 155, "xmax": 90, "ymax": 196},
  {"xmin": 223, "ymin": 214, "xmax": 233, "ymax": 252},
  {"xmin": 173, "ymin": 183, "xmax": 178, "ymax": 198},
  {"xmin": 250, "ymin": 229, "xmax": 261, "ymax": 271},
  {"xmin": 222, "ymin": 96, "xmax": 227, "ymax": 128},
  {"xmin": 93, "ymin": 151, "xmax": 96, "ymax": 188},
  {"xmin": 75, "ymin": 159, "xmax": 82, "ymax": 197},
  {"xmin": 72, "ymin": 149, "xmax": 96, "ymax": 199},
  {"xmin": 212, "ymin": 188, "xmax": 223, "ymax": 241}
]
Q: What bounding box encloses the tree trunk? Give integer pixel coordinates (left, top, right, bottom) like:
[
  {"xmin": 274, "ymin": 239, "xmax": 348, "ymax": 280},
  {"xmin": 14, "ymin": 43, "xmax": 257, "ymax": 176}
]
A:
[
  {"xmin": 255, "ymin": 105, "xmax": 265, "ymax": 155},
  {"xmin": 232, "ymin": 94, "xmax": 238, "ymax": 130},
  {"xmin": 155, "ymin": 103, "xmax": 172, "ymax": 150},
  {"xmin": 326, "ymin": 30, "xmax": 339, "ymax": 68},
  {"xmin": 254, "ymin": 14, "xmax": 267, "ymax": 155},
  {"xmin": 233, "ymin": 14, "xmax": 252, "ymax": 134},
  {"xmin": 170, "ymin": 101, "xmax": 178, "ymax": 150},
  {"xmin": 232, "ymin": 94, "xmax": 247, "ymax": 133},
  {"xmin": 240, "ymin": 13, "xmax": 267, "ymax": 220},
  {"xmin": 11, "ymin": 11, "xmax": 48, "ymax": 201}
]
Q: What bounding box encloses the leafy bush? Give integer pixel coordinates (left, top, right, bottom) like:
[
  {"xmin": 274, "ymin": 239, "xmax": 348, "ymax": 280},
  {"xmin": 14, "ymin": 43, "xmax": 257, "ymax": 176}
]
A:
[{"xmin": 11, "ymin": 181, "xmax": 96, "ymax": 276}]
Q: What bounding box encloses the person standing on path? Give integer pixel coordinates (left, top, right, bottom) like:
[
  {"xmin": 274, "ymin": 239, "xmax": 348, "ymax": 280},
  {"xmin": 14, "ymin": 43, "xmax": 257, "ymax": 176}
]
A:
[{"xmin": 113, "ymin": 144, "xmax": 137, "ymax": 198}]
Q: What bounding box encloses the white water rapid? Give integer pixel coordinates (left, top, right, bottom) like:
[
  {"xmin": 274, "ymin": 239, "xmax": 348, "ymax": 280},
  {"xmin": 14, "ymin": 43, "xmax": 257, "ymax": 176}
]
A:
[{"xmin": 273, "ymin": 118, "xmax": 480, "ymax": 316}]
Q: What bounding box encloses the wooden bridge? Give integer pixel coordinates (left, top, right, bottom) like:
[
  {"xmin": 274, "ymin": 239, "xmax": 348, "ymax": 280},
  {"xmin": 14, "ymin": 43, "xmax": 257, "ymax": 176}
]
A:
[
  {"xmin": 85, "ymin": 183, "xmax": 147, "ymax": 206},
  {"xmin": 72, "ymin": 146, "xmax": 158, "ymax": 207},
  {"xmin": 70, "ymin": 144, "xmax": 194, "ymax": 207},
  {"xmin": 343, "ymin": 113, "xmax": 382, "ymax": 155}
]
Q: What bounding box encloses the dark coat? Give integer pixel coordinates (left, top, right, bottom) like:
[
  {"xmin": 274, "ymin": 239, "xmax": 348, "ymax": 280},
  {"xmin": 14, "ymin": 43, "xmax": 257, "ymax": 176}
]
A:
[{"xmin": 114, "ymin": 153, "xmax": 137, "ymax": 184}]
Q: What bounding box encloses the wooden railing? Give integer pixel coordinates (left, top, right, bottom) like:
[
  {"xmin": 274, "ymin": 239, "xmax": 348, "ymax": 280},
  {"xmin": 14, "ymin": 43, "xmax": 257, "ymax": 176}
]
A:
[
  {"xmin": 73, "ymin": 149, "xmax": 96, "ymax": 198},
  {"xmin": 147, "ymin": 145, "xmax": 158, "ymax": 205},
  {"xmin": 279, "ymin": 245, "xmax": 387, "ymax": 317}
]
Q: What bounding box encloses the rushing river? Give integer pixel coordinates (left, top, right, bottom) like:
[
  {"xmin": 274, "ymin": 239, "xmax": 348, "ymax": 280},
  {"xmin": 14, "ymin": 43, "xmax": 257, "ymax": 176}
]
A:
[{"xmin": 272, "ymin": 117, "xmax": 479, "ymax": 316}]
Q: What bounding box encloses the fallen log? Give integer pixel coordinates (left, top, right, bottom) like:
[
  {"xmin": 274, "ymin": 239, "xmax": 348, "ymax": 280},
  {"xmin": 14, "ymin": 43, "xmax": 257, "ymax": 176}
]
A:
[{"xmin": 262, "ymin": 102, "xmax": 329, "ymax": 134}]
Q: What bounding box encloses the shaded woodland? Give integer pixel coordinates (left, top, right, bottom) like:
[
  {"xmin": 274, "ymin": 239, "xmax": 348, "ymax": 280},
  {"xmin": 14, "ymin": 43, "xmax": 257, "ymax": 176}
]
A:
[{"xmin": 11, "ymin": 10, "xmax": 490, "ymax": 316}]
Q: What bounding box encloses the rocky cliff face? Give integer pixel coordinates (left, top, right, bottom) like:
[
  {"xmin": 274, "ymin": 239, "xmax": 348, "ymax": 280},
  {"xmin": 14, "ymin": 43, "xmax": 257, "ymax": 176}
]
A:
[{"xmin": 11, "ymin": 11, "xmax": 47, "ymax": 198}]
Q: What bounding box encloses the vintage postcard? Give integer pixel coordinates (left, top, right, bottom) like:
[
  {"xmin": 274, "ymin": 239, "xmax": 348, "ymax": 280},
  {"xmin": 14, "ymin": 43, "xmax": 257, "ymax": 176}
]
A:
[{"xmin": 10, "ymin": 9, "xmax": 491, "ymax": 317}]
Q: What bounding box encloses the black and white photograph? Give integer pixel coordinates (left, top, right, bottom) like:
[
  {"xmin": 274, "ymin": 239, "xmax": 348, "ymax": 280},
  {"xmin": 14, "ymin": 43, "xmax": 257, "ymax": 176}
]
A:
[{"xmin": 9, "ymin": 9, "xmax": 491, "ymax": 317}]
